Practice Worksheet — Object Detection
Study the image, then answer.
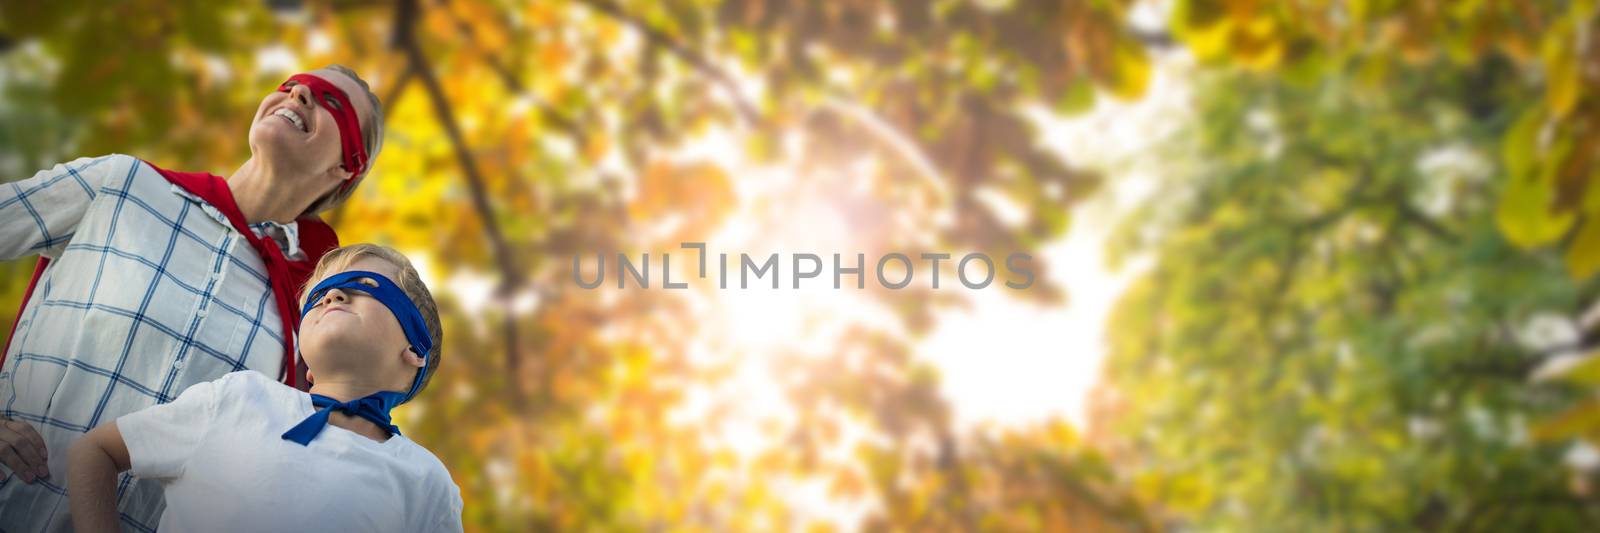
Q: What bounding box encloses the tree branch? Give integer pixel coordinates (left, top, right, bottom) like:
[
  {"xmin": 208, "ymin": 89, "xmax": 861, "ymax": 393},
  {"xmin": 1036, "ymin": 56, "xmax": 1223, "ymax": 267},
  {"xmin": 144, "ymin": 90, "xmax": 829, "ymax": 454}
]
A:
[
  {"xmin": 394, "ymin": 0, "xmax": 526, "ymax": 405},
  {"xmin": 1579, "ymin": 297, "xmax": 1600, "ymax": 333},
  {"xmin": 1530, "ymin": 336, "xmax": 1600, "ymax": 361},
  {"xmin": 571, "ymin": 0, "xmax": 763, "ymax": 126},
  {"xmin": 1510, "ymin": 0, "xmax": 1546, "ymax": 34},
  {"xmin": 1395, "ymin": 199, "xmax": 1460, "ymax": 244},
  {"xmin": 380, "ymin": 64, "xmax": 416, "ymax": 118},
  {"xmin": 441, "ymin": 5, "xmax": 590, "ymax": 147}
]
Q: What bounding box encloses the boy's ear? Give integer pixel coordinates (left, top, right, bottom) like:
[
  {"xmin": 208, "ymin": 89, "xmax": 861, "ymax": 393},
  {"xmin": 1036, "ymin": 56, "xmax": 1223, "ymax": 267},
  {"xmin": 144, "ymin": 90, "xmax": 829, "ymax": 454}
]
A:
[{"xmin": 402, "ymin": 348, "xmax": 426, "ymax": 369}]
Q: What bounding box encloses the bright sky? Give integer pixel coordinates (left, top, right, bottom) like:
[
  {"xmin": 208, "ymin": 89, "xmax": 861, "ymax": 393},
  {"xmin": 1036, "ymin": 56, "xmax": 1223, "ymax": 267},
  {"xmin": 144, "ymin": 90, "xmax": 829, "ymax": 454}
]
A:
[
  {"xmin": 654, "ymin": 47, "xmax": 1196, "ymax": 529},
  {"xmin": 921, "ymin": 48, "xmax": 1192, "ymax": 431}
]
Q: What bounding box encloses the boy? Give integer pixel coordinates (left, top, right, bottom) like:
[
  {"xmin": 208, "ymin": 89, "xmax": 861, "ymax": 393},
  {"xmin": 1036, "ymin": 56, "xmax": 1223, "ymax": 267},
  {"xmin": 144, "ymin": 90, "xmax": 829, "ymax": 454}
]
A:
[{"xmin": 66, "ymin": 244, "xmax": 462, "ymax": 531}]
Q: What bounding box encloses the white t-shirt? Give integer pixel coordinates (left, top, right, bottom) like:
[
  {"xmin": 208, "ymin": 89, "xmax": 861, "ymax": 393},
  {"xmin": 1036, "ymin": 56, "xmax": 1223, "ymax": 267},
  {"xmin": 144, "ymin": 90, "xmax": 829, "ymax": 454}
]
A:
[{"xmin": 117, "ymin": 370, "xmax": 464, "ymax": 532}]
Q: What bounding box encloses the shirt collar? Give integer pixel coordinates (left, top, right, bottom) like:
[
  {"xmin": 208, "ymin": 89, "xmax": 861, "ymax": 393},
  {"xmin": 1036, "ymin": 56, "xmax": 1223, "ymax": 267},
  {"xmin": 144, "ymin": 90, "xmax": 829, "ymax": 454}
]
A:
[
  {"xmin": 250, "ymin": 220, "xmax": 305, "ymax": 261},
  {"xmin": 171, "ymin": 185, "xmax": 306, "ymax": 260}
]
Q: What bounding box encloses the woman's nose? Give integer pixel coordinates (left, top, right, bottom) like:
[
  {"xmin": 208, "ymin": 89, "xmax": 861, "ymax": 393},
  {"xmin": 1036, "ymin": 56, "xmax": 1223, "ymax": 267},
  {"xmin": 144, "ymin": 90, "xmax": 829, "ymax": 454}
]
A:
[{"xmin": 290, "ymin": 83, "xmax": 312, "ymax": 107}]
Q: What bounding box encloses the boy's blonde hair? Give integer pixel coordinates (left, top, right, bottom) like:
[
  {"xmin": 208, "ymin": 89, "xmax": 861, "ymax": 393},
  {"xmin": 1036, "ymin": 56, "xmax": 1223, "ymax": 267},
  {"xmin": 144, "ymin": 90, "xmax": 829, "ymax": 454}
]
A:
[{"xmin": 299, "ymin": 244, "xmax": 443, "ymax": 397}]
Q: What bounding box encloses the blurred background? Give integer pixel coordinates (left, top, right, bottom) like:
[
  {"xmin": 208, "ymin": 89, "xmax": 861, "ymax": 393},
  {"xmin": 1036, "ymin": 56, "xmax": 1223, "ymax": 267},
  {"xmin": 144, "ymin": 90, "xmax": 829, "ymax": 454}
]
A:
[{"xmin": 3, "ymin": 0, "xmax": 1600, "ymax": 530}]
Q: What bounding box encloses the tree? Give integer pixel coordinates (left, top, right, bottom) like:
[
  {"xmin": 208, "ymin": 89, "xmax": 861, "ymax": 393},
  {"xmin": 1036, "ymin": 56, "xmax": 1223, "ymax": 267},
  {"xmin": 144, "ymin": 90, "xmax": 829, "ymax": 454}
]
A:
[
  {"xmin": 1168, "ymin": 0, "xmax": 1600, "ymax": 280},
  {"xmin": 1095, "ymin": 57, "xmax": 1600, "ymax": 529}
]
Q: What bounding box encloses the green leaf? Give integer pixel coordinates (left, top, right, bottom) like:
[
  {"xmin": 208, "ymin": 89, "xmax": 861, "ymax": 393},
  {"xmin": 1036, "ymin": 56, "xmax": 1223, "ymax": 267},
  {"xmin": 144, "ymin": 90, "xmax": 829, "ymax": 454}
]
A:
[
  {"xmin": 1054, "ymin": 77, "xmax": 1097, "ymax": 116},
  {"xmin": 1497, "ymin": 111, "xmax": 1575, "ymax": 249},
  {"xmin": 1501, "ymin": 107, "xmax": 1543, "ymax": 180},
  {"xmin": 1497, "ymin": 174, "xmax": 1575, "ymax": 248}
]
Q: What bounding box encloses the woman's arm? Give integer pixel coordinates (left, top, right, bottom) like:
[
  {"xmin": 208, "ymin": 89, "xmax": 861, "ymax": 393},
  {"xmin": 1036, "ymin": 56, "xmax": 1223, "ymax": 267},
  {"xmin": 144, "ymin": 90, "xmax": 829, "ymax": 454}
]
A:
[
  {"xmin": 68, "ymin": 421, "xmax": 131, "ymax": 533},
  {"xmin": 0, "ymin": 154, "xmax": 123, "ymax": 261}
]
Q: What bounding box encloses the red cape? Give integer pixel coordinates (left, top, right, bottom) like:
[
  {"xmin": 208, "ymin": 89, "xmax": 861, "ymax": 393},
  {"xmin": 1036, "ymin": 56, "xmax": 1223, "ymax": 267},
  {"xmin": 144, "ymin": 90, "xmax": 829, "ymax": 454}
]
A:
[{"xmin": 0, "ymin": 160, "xmax": 338, "ymax": 389}]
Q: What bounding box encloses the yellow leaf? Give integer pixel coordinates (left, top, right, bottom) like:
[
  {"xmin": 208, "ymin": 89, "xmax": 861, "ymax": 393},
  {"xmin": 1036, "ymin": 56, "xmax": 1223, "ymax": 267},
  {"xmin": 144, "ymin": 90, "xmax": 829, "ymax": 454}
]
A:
[
  {"xmin": 1231, "ymin": 14, "xmax": 1285, "ymax": 71},
  {"xmin": 1587, "ymin": 165, "xmax": 1600, "ymax": 213},
  {"xmin": 1496, "ymin": 173, "xmax": 1575, "ymax": 248},
  {"xmin": 1171, "ymin": 0, "xmax": 1233, "ymax": 62},
  {"xmin": 1541, "ymin": 19, "xmax": 1582, "ymax": 118},
  {"xmin": 1532, "ymin": 397, "xmax": 1600, "ymax": 443},
  {"xmin": 1545, "ymin": 50, "xmax": 1581, "ymax": 119},
  {"xmin": 584, "ymin": 133, "xmax": 609, "ymax": 163},
  {"xmin": 1109, "ymin": 39, "xmax": 1151, "ymax": 100},
  {"xmin": 1497, "ymin": 109, "xmax": 1576, "ymax": 248},
  {"xmin": 1501, "ymin": 107, "xmax": 1543, "ymax": 180},
  {"xmin": 1565, "ymin": 217, "xmax": 1600, "ymax": 279},
  {"xmin": 1550, "ymin": 352, "xmax": 1600, "ymax": 386}
]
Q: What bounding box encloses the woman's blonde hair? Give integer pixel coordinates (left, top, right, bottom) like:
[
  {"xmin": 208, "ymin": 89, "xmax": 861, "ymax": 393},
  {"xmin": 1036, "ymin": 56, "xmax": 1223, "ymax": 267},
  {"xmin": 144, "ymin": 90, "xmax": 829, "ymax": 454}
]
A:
[
  {"xmin": 299, "ymin": 243, "xmax": 442, "ymax": 397},
  {"xmin": 302, "ymin": 64, "xmax": 384, "ymax": 216}
]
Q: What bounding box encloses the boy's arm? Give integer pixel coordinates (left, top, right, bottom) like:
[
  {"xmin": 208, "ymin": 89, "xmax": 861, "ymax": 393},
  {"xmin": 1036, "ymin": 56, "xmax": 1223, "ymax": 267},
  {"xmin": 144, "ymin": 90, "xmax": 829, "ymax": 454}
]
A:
[
  {"xmin": 69, "ymin": 374, "xmax": 223, "ymax": 531},
  {"xmin": 68, "ymin": 421, "xmax": 131, "ymax": 533},
  {"xmin": 431, "ymin": 487, "xmax": 465, "ymax": 532}
]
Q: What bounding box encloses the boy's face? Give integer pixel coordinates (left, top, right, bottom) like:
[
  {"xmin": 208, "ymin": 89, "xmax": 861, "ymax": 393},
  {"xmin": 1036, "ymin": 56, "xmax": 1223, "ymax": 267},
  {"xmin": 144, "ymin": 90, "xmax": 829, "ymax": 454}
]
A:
[
  {"xmin": 299, "ymin": 256, "xmax": 423, "ymax": 391},
  {"xmin": 247, "ymin": 68, "xmax": 373, "ymax": 187}
]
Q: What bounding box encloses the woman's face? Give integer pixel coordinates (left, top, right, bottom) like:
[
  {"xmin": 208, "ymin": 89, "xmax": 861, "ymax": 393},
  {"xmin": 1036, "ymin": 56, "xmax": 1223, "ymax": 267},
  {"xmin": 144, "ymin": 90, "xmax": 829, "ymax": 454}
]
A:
[{"xmin": 247, "ymin": 68, "xmax": 373, "ymax": 185}]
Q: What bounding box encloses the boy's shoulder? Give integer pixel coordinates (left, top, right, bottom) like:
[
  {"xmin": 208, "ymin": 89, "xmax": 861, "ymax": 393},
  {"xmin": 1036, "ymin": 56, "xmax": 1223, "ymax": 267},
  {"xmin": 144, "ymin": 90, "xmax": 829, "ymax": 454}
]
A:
[
  {"xmin": 393, "ymin": 437, "xmax": 462, "ymax": 501},
  {"xmin": 397, "ymin": 437, "xmax": 454, "ymax": 475},
  {"xmin": 209, "ymin": 370, "xmax": 293, "ymax": 401},
  {"xmin": 217, "ymin": 368, "xmax": 278, "ymax": 386}
]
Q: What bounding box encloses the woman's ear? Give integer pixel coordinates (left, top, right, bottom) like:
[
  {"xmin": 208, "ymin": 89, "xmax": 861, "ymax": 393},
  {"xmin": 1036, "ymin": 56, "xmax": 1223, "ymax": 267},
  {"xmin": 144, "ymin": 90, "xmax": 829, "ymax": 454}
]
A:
[
  {"xmin": 316, "ymin": 160, "xmax": 352, "ymax": 195},
  {"xmin": 328, "ymin": 163, "xmax": 354, "ymax": 186}
]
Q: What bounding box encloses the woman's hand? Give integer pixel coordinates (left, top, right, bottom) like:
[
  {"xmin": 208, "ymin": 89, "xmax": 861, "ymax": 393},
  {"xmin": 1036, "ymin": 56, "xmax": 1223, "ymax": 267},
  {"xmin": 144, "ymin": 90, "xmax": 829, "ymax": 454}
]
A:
[{"xmin": 0, "ymin": 416, "xmax": 48, "ymax": 483}]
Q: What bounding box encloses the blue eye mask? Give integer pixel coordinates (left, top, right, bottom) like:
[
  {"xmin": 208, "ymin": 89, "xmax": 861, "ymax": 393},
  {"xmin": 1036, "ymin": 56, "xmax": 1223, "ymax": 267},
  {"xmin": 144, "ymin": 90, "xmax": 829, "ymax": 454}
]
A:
[
  {"xmin": 281, "ymin": 270, "xmax": 434, "ymax": 446},
  {"xmin": 298, "ymin": 269, "xmax": 435, "ymax": 399}
]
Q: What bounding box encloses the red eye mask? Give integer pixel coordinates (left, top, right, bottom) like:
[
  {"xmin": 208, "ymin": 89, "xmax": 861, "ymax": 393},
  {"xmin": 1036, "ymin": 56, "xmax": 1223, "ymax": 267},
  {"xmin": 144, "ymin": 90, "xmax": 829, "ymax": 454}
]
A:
[{"xmin": 276, "ymin": 73, "xmax": 369, "ymax": 190}]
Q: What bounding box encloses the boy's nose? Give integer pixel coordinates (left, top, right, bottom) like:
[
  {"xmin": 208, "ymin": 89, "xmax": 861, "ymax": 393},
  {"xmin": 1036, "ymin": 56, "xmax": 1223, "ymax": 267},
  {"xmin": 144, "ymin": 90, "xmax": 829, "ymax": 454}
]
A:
[{"xmin": 322, "ymin": 289, "xmax": 349, "ymax": 305}]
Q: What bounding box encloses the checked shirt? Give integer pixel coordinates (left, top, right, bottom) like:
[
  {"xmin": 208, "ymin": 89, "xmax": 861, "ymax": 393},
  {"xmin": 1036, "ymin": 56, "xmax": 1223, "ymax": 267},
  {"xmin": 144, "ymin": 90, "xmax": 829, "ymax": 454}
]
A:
[{"xmin": 0, "ymin": 154, "xmax": 308, "ymax": 532}]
